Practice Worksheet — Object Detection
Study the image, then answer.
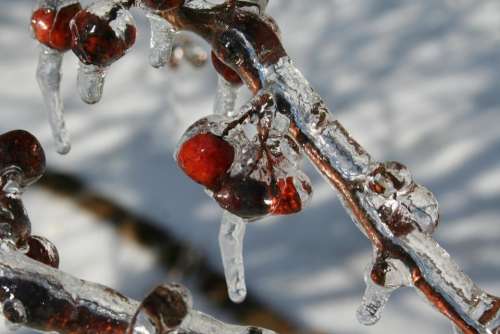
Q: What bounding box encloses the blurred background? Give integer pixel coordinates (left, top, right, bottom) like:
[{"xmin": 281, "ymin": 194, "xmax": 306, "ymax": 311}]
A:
[{"xmin": 1, "ymin": 0, "xmax": 500, "ymax": 333}]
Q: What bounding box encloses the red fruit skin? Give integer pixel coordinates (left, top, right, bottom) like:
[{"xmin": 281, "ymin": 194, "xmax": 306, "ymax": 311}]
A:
[
  {"xmin": 0, "ymin": 130, "xmax": 46, "ymax": 185},
  {"xmin": 70, "ymin": 9, "xmax": 136, "ymax": 67},
  {"xmin": 271, "ymin": 177, "xmax": 302, "ymax": 215},
  {"xmin": 31, "ymin": 3, "xmax": 82, "ymax": 52},
  {"xmin": 211, "ymin": 51, "xmax": 243, "ymax": 86},
  {"xmin": 177, "ymin": 133, "xmax": 235, "ymax": 190},
  {"xmin": 142, "ymin": 0, "xmax": 184, "ymax": 11},
  {"xmin": 31, "ymin": 8, "xmax": 55, "ymax": 46}
]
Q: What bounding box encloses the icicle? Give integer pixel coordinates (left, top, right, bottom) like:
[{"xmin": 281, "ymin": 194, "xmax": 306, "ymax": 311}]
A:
[
  {"xmin": 356, "ymin": 251, "xmax": 409, "ymax": 326},
  {"xmin": 214, "ymin": 75, "xmax": 240, "ymax": 117},
  {"xmin": 36, "ymin": 45, "xmax": 71, "ymax": 154},
  {"xmin": 77, "ymin": 62, "xmax": 106, "ymax": 104},
  {"xmin": 146, "ymin": 12, "xmax": 176, "ymax": 68},
  {"xmin": 357, "ymin": 276, "xmax": 395, "ymax": 326},
  {"xmin": 219, "ymin": 212, "xmax": 247, "ymax": 303}
]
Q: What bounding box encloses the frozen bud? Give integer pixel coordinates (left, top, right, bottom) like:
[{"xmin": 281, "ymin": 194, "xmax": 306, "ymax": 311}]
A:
[
  {"xmin": 26, "ymin": 235, "xmax": 60, "ymax": 268},
  {"xmin": 70, "ymin": 3, "xmax": 136, "ymax": 67},
  {"xmin": 141, "ymin": 0, "xmax": 184, "ymax": 11},
  {"xmin": 0, "ymin": 130, "xmax": 46, "ymax": 186},
  {"xmin": 129, "ymin": 284, "xmax": 191, "ymax": 334},
  {"xmin": 2, "ymin": 299, "xmax": 27, "ymax": 326},
  {"xmin": 214, "ymin": 176, "xmax": 271, "ymax": 219},
  {"xmin": 401, "ymin": 184, "xmax": 439, "ymax": 234},
  {"xmin": 31, "ymin": 3, "xmax": 82, "ymax": 52},
  {"xmin": 367, "ymin": 161, "xmax": 412, "ymax": 197},
  {"xmin": 211, "ymin": 51, "xmax": 243, "ymax": 86},
  {"xmin": 177, "ymin": 133, "xmax": 235, "ymax": 190},
  {"xmin": 0, "ymin": 194, "xmax": 31, "ymax": 247}
]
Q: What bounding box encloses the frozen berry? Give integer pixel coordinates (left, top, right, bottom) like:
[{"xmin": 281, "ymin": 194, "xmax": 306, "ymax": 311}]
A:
[
  {"xmin": 31, "ymin": 3, "xmax": 82, "ymax": 52},
  {"xmin": 0, "ymin": 130, "xmax": 46, "ymax": 185},
  {"xmin": 271, "ymin": 177, "xmax": 302, "ymax": 215},
  {"xmin": 70, "ymin": 7, "xmax": 136, "ymax": 67},
  {"xmin": 26, "ymin": 236, "xmax": 60, "ymax": 269},
  {"xmin": 214, "ymin": 176, "xmax": 271, "ymax": 219},
  {"xmin": 177, "ymin": 133, "xmax": 235, "ymax": 190},
  {"xmin": 142, "ymin": 0, "xmax": 184, "ymax": 11},
  {"xmin": 211, "ymin": 51, "xmax": 243, "ymax": 86}
]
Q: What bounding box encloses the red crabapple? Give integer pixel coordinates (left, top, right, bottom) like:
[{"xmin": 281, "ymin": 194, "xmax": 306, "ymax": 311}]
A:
[{"xmin": 177, "ymin": 133, "xmax": 235, "ymax": 190}]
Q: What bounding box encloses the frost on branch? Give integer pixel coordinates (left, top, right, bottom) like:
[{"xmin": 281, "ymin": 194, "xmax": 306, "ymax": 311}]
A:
[{"xmin": 29, "ymin": 1, "xmax": 500, "ymax": 332}]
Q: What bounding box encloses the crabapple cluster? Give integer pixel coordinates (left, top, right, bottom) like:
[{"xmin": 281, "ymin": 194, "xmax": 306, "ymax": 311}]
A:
[
  {"xmin": 176, "ymin": 113, "xmax": 312, "ymax": 219},
  {"xmin": 30, "ymin": 0, "xmax": 209, "ymax": 154}
]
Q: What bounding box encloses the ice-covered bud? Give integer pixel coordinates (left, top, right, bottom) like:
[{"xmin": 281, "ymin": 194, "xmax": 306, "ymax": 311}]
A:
[
  {"xmin": 141, "ymin": 0, "xmax": 184, "ymax": 11},
  {"xmin": 128, "ymin": 283, "xmax": 191, "ymax": 334},
  {"xmin": 0, "ymin": 195, "xmax": 31, "ymax": 248},
  {"xmin": 2, "ymin": 298, "xmax": 27, "ymax": 328},
  {"xmin": 0, "ymin": 130, "xmax": 46, "ymax": 187},
  {"xmin": 214, "ymin": 176, "xmax": 271, "ymax": 219},
  {"xmin": 31, "ymin": 2, "xmax": 82, "ymax": 52},
  {"xmin": 177, "ymin": 133, "xmax": 235, "ymax": 191},
  {"xmin": 70, "ymin": 2, "xmax": 136, "ymax": 67},
  {"xmin": 401, "ymin": 184, "xmax": 439, "ymax": 235},
  {"xmin": 211, "ymin": 51, "xmax": 243, "ymax": 86},
  {"xmin": 367, "ymin": 161, "xmax": 413, "ymax": 198},
  {"xmin": 26, "ymin": 235, "xmax": 60, "ymax": 269}
]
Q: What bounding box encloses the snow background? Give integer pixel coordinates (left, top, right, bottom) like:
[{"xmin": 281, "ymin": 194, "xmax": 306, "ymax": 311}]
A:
[{"xmin": 1, "ymin": 0, "xmax": 500, "ymax": 333}]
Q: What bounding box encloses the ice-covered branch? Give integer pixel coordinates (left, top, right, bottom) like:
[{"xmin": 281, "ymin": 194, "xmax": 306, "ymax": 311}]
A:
[{"xmin": 0, "ymin": 247, "xmax": 276, "ymax": 334}]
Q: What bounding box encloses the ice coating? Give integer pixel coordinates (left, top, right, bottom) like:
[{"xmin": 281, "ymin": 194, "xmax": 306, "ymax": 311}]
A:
[
  {"xmin": 213, "ymin": 79, "xmax": 248, "ymax": 303},
  {"xmin": 357, "ymin": 276, "xmax": 395, "ymax": 326},
  {"xmin": 182, "ymin": 310, "xmax": 278, "ymax": 334},
  {"xmin": 36, "ymin": 45, "xmax": 71, "ymax": 154},
  {"xmin": 219, "ymin": 212, "xmax": 247, "ymax": 303},
  {"xmin": 214, "ymin": 75, "xmax": 240, "ymax": 117},
  {"xmin": 267, "ymin": 57, "xmax": 373, "ymax": 180},
  {"xmin": 0, "ymin": 247, "xmax": 279, "ymax": 334},
  {"xmin": 77, "ymin": 63, "xmax": 106, "ymax": 104},
  {"xmin": 146, "ymin": 12, "xmax": 176, "ymax": 68}
]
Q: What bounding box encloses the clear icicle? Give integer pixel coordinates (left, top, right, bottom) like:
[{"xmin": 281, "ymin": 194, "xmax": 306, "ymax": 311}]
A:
[
  {"xmin": 77, "ymin": 62, "xmax": 106, "ymax": 104},
  {"xmin": 356, "ymin": 275, "xmax": 395, "ymax": 326},
  {"xmin": 218, "ymin": 211, "xmax": 247, "ymax": 303},
  {"xmin": 36, "ymin": 45, "xmax": 71, "ymax": 154},
  {"xmin": 213, "ymin": 75, "xmax": 240, "ymax": 117},
  {"xmin": 146, "ymin": 12, "xmax": 176, "ymax": 68},
  {"xmin": 213, "ymin": 77, "xmax": 246, "ymax": 303}
]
